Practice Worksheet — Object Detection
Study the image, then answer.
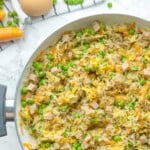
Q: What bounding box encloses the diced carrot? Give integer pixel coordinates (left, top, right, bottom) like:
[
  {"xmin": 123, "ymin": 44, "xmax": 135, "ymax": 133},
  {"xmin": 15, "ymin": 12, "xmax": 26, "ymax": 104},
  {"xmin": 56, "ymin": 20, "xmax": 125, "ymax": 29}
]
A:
[
  {"xmin": 0, "ymin": 27, "xmax": 24, "ymax": 42},
  {"xmin": 0, "ymin": 10, "xmax": 6, "ymax": 21}
]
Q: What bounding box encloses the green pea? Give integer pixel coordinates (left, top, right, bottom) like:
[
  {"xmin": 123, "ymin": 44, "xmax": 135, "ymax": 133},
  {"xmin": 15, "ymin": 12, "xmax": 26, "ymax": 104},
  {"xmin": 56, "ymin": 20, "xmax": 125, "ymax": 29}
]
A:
[
  {"xmin": 73, "ymin": 140, "xmax": 82, "ymax": 150},
  {"xmin": 39, "ymin": 79, "xmax": 47, "ymax": 85},
  {"xmin": 53, "ymin": 0, "xmax": 57, "ymax": 4},
  {"xmin": 94, "ymin": 135, "xmax": 100, "ymax": 142},
  {"xmin": 69, "ymin": 61, "xmax": 75, "ymax": 67},
  {"xmin": 12, "ymin": 11, "xmax": 18, "ymax": 17},
  {"xmin": 99, "ymin": 51, "xmax": 106, "ymax": 58},
  {"xmin": 84, "ymin": 27, "xmax": 96, "ymax": 35},
  {"xmin": 47, "ymin": 54, "xmax": 53, "ymax": 61},
  {"xmin": 41, "ymin": 142, "xmax": 52, "ymax": 148},
  {"xmin": 120, "ymin": 56, "xmax": 126, "ymax": 62},
  {"xmin": 139, "ymin": 78, "xmax": 146, "ymax": 86},
  {"xmin": 147, "ymin": 92, "xmax": 150, "ymax": 100},
  {"xmin": 113, "ymin": 135, "xmax": 121, "ymax": 142},
  {"xmin": 101, "ymin": 23, "xmax": 107, "ymax": 31},
  {"xmin": 60, "ymin": 105, "xmax": 68, "ymax": 112},
  {"xmin": 128, "ymin": 102, "xmax": 136, "ymax": 110},
  {"xmin": 118, "ymin": 101, "xmax": 126, "ymax": 109},
  {"xmin": 99, "ymin": 38, "xmax": 106, "ymax": 44},
  {"xmin": 128, "ymin": 140, "xmax": 134, "ymax": 147},
  {"xmin": 47, "ymin": 63, "xmax": 53, "ymax": 68},
  {"xmin": 141, "ymin": 57, "xmax": 148, "ymax": 64},
  {"xmin": 131, "ymin": 64, "xmax": 138, "ymax": 71},
  {"xmin": 90, "ymin": 117, "xmax": 97, "ymax": 123},
  {"xmin": 27, "ymin": 98, "xmax": 34, "ymax": 105},
  {"xmin": 107, "ymin": 2, "xmax": 113, "ymax": 8},
  {"xmin": 8, "ymin": 11, "xmax": 13, "ymax": 18},
  {"xmin": 84, "ymin": 66, "xmax": 90, "ymax": 72},
  {"xmin": 21, "ymin": 100, "xmax": 27, "ymax": 108},
  {"xmin": 76, "ymin": 31, "xmax": 82, "ymax": 38},
  {"xmin": 128, "ymin": 29, "xmax": 135, "ymax": 35},
  {"xmin": 33, "ymin": 62, "xmax": 43, "ymax": 70},
  {"xmin": 38, "ymin": 71, "xmax": 46, "ymax": 78},
  {"xmin": 63, "ymin": 130, "xmax": 68, "ymax": 137},
  {"xmin": 7, "ymin": 20, "xmax": 12, "ymax": 26},
  {"xmin": 110, "ymin": 72, "xmax": 116, "ymax": 79},
  {"xmin": 21, "ymin": 87, "xmax": 28, "ymax": 94},
  {"xmin": 13, "ymin": 17, "xmax": 19, "ymax": 25},
  {"xmin": 73, "ymin": 112, "xmax": 80, "ymax": 118}
]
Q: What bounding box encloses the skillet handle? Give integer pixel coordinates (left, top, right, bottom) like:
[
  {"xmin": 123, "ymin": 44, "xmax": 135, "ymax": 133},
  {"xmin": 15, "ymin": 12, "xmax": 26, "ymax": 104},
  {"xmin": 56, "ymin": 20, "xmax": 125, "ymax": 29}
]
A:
[{"xmin": 0, "ymin": 84, "xmax": 7, "ymax": 137}]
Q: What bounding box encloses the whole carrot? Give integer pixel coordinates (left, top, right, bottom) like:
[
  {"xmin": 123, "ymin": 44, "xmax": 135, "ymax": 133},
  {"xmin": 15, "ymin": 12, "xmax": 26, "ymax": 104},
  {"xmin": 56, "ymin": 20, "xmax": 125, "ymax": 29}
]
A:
[
  {"xmin": 0, "ymin": 10, "xmax": 6, "ymax": 21},
  {"xmin": 0, "ymin": 27, "xmax": 24, "ymax": 42}
]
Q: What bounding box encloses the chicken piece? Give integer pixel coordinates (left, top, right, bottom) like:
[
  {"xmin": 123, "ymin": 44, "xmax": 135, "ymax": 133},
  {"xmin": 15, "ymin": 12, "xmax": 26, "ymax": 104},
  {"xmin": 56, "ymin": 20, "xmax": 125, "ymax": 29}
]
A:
[
  {"xmin": 105, "ymin": 106, "xmax": 113, "ymax": 113},
  {"xmin": 139, "ymin": 134, "xmax": 148, "ymax": 144},
  {"xmin": 106, "ymin": 124, "xmax": 114, "ymax": 132},
  {"xmin": 68, "ymin": 52, "xmax": 73, "ymax": 59},
  {"xmin": 44, "ymin": 113, "xmax": 54, "ymax": 121},
  {"xmin": 92, "ymin": 21, "xmax": 100, "ymax": 32},
  {"xmin": 82, "ymin": 135, "xmax": 91, "ymax": 149},
  {"xmin": 81, "ymin": 105, "xmax": 95, "ymax": 115},
  {"xmin": 53, "ymin": 143, "xmax": 60, "ymax": 150},
  {"xmin": 51, "ymin": 67, "xmax": 60, "ymax": 75},
  {"xmin": 29, "ymin": 104, "xmax": 37, "ymax": 115},
  {"xmin": 143, "ymin": 66, "xmax": 150, "ymax": 77},
  {"xmin": 27, "ymin": 83, "xmax": 37, "ymax": 92},
  {"xmin": 75, "ymin": 130, "xmax": 83, "ymax": 139},
  {"xmin": 29, "ymin": 74, "xmax": 38, "ymax": 83},
  {"xmin": 62, "ymin": 34, "xmax": 71, "ymax": 42},
  {"xmin": 122, "ymin": 61, "xmax": 129, "ymax": 72},
  {"xmin": 90, "ymin": 102, "xmax": 99, "ymax": 109},
  {"xmin": 142, "ymin": 31, "xmax": 150, "ymax": 41}
]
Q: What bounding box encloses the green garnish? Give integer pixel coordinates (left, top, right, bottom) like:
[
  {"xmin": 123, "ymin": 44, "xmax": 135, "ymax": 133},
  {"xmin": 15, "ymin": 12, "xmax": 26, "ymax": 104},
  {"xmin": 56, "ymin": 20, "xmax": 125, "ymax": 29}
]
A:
[
  {"xmin": 21, "ymin": 87, "xmax": 28, "ymax": 94},
  {"xmin": 94, "ymin": 135, "xmax": 100, "ymax": 142},
  {"xmin": 76, "ymin": 31, "xmax": 83, "ymax": 38},
  {"xmin": 64, "ymin": 0, "xmax": 84, "ymax": 5},
  {"xmin": 141, "ymin": 57, "xmax": 148, "ymax": 64},
  {"xmin": 90, "ymin": 117, "xmax": 97, "ymax": 123},
  {"xmin": 69, "ymin": 61, "xmax": 75, "ymax": 67},
  {"xmin": 139, "ymin": 78, "xmax": 146, "ymax": 86},
  {"xmin": 41, "ymin": 142, "xmax": 52, "ymax": 148},
  {"xmin": 84, "ymin": 27, "xmax": 96, "ymax": 35},
  {"xmin": 39, "ymin": 79, "xmax": 47, "ymax": 85},
  {"xmin": 58, "ymin": 63, "xmax": 69, "ymax": 71},
  {"xmin": 8, "ymin": 11, "xmax": 13, "ymax": 18},
  {"xmin": 113, "ymin": 135, "xmax": 121, "ymax": 142},
  {"xmin": 47, "ymin": 63, "xmax": 53, "ymax": 68},
  {"xmin": 107, "ymin": 2, "xmax": 112, "ymax": 8},
  {"xmin": 115, "ymin": 101, "xmax": 126, "ymax": 109}
]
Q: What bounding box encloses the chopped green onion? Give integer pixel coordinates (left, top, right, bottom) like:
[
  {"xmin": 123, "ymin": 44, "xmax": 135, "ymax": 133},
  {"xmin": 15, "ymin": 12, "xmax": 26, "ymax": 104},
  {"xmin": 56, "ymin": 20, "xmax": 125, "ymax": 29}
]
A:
[
  {"xmin": 107, "ymin": 2, "xmax": 113, "ymax": 8},
  {"xmin": 39, "ymin": 79, "xmax": 47, "ymax": 85},
  {"xmin": 21, "ymin": 87, "xmax": 28, "ymax": 94},
  {"xmin": 76, "ymin": 32, "xmax": 82, "ymax": 38},
  {"xmin": 90, "ymin": 117, "xmax": 97, "ymax": 123},
  {"xmin": 113, "ymin": 135, "xmax": 121, "ymax": 142},
  {"xmin": 94, "ymin": 135, "xmax": 100, "ymax": 142},
  {"xmin": 60, "ymin": 105, "xmax": 68, "ymax": 112},
  {"xmin": 84, "ymin": 27, "xmax": 96, "ymax": 35},
  {"xmin": 47, "ymin": 63, "xmax": 53, "ymax": 68},
  {"xmin": 141, "ymin": 57, "xmax": 148, "ymax": 64},
  {"xmin": 73, "ymin": 140, "xmax": 82, "ymax": 150},
  {"xmin": 69, "ymin": 61, "xmax": 75, "ymax": 67}
]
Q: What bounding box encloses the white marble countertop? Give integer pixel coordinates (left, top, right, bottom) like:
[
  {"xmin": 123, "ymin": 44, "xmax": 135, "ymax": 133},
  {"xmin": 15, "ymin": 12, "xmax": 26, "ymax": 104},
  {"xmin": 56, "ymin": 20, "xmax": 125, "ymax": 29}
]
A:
[{"xmin": 0, "ymin": 0, "xmax": 150, "ymax": 149}]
